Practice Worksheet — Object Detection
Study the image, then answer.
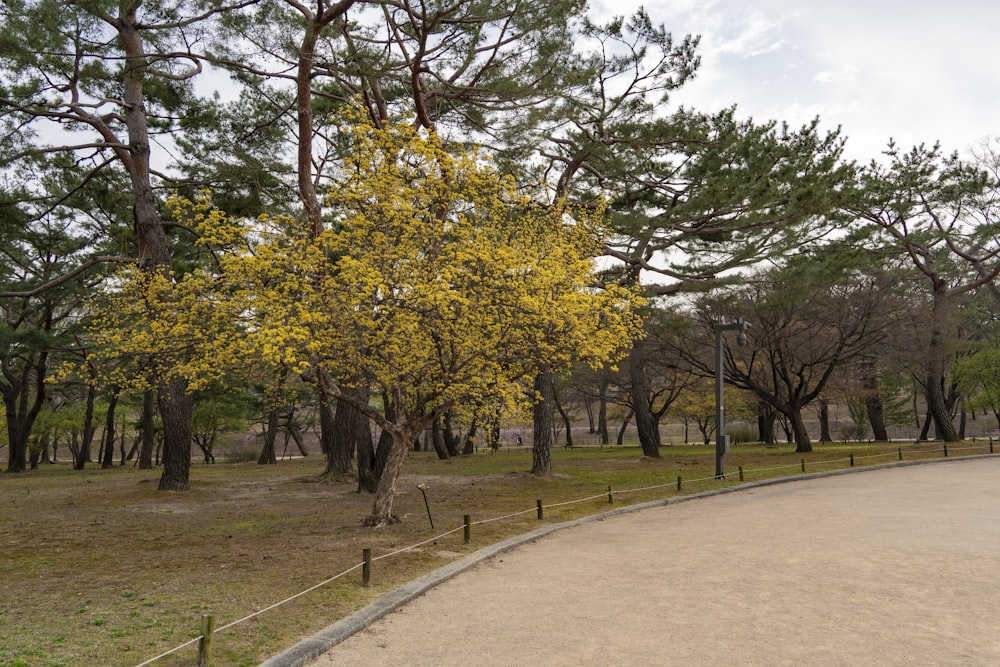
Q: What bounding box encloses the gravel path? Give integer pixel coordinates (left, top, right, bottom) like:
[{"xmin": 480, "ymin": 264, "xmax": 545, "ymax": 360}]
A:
[{"xmin": 288, "ymin": 457, "xmax": 1000, "ymax": 666}]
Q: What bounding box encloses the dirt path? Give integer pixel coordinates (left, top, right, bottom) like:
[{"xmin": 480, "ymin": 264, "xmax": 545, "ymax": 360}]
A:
[{"xmin": 298, "ymin": 458, "xmax": 1000, "ymax": 666}]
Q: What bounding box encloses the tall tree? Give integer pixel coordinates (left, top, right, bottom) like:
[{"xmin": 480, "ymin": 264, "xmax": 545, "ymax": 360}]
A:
[
  {"xmin": 849, "ymin": 143, "xmax": 1000, "ymax": 441},
  {"xmin": 536, "ymin": 10, "xmax": 854, "ymax": 457},
  {"xmin": 0, "ymin": 1, "xmax": 249, "ymax": 488}
]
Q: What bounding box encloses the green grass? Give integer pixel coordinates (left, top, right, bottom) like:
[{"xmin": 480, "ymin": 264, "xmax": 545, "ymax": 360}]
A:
[{"xmin": 0, "ymin": 439, "xmax": 991, "ymax": 667}]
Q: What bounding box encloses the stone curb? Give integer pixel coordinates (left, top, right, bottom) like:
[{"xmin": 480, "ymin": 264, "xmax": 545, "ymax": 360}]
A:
[{"xmin": 259, "ymin": 453, "xmax": 995, "ymax": 666}]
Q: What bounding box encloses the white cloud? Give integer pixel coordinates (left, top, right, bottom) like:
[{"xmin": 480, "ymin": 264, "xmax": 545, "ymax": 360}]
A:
[{"xmin": 591, "ymin": 0, "xmax": 999, "ymax": 160}]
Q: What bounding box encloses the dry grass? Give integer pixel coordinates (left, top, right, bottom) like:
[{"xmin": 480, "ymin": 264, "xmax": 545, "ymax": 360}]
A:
[{"xmin": 0, "ymin": 439, "xmax": 985, "ymax": 667}]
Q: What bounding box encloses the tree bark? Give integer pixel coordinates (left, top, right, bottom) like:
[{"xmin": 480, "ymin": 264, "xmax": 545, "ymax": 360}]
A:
[
  {"xmin": 157, "ymin": 378, "xmax": 193, "ymax": 490},
  {"xmin": 924, "ymin": 297, "xmax": 958, "ymax": 441},
  {"xmin": 462, "ymin": 418, "xmax": 477, "ymax": 455},
  {"xmin": 859, "ymin": 362, "xmax": 889, "ymax": 441},
  {"xmin": 364, "ymin": 430, "xmax": 412, "ymax": 526},
  {"xmin": 258, "ymin": 408, "xmax": 279, "ymax": 465},
  {"xmin": 628, "ymin": 342, "xmax": 660, "ymax": 458},
  {"xmin": 430, "ymin": 417, "xmax": 449, "ymax": 459},
  {"xmin": 531, "ymin": 369, "xmax": 554, "ymax": 476},
  {"xmin": 788, "ymin": 407, "xmax": 812, "ymax": 453},
  {"xmin": 325, "ymin": 394, "xmax": 357, "ymax": 474},
  {"xmin": 758, "ymin": 402, "xmax": 777, "ymax": 445},
  {"xmin": 552, "ymin": 382, "xmax": 573, "ymax": 448},
  {"xmin": 359, "ymin": 426, "xmax": 391, "ymax": 493},
  {"xmin": 74, "ymin": 384, "xmax": 97, "ymax": 470},
  {"xmin": 818, "ymin": 399, "xmax": 832, "ymax": 443},
  {"xmin": 318, "ymin": 389, "xmax": 335, "ymax": 457},
  {"xmin": 442, "ymin": 412, "xmax": 459, "ymax": 457},
  {"xmin": 101, "ymin": 389, "xmax": 119, "ymax": 469},
  {"xmin": 616, "ymin": 408, "xmax": 634, "ymax": 446}
]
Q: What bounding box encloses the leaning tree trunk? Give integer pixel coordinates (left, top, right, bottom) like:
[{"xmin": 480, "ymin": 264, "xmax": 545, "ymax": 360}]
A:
[
  {"xmin": 616, "ymin": 408, "xmax": 634, "ymax": 445},
  {"xmin": 552, "ymin": 383, "xmax": 573, "ymax": 448},
  {"xmin": 628, "ymin": 342, "xmax": 660, "ymax": 458},
  {"xmin": 531, "ymin": 369, "xmax": 554, "ymax": 476},
  {"xmin": 364, "ymin": 429, "xmax": 415, "ymax": 527}
]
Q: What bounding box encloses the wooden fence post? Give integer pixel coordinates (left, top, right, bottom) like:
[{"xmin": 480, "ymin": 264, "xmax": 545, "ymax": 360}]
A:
[{"xmin": 197, "ymin": 615, "xmax": 215, "ymax": 666}]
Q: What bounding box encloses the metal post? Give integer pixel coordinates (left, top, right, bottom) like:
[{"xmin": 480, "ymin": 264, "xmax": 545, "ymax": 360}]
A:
[
  {"xmin": 714, "ymin": 324, "xmax": 725, "ymax": 479},
  {"xmin": 713, "ymin": 318, "xmax": 749, "ymax": 480}
]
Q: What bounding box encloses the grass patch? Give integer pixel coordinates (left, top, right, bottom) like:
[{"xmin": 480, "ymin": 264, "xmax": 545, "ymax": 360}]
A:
[{"xmin": 0, "ymin": 439, "xmax": 989, "ymax": 666}]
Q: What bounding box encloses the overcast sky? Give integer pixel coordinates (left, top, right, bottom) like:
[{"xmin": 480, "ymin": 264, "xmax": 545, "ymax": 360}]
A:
[{"xmin": 591, "ymin": 0, "xmax": 999, "ymax": 163}]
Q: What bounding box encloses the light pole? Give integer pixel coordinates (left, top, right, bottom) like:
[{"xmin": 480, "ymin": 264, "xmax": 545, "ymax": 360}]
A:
[{"xmin": 714, "ymin": 318, "xmax": 750, "ymax": 479}]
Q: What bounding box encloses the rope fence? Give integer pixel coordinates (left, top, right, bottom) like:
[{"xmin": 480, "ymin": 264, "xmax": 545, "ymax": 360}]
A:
[{"xmin": 135, "ymin": 440, "xmax": 998, "ymax": 666}]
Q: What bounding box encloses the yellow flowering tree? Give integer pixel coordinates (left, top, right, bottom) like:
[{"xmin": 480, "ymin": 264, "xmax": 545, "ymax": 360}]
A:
[{"xmin": 88, "ymin": 119, "xmax": 641, "ymax": 526}]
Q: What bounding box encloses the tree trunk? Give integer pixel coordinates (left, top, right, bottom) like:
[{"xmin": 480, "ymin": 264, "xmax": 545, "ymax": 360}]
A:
[
  {"xmin": 74, "ymin": 384, "xmax": 97, "ymax": 470},
  {"xmin": 860, "ymin": 362, "xmax": 889, "ymax": 441},
  {"xmin": 287, "ymin": 423, "xmax": 308, "ymax": 456},
  {"xmin": 924, "ymin": 298, "xmax": 958, "ymax": 441},
  {"xmin": 430, "ymin": 417, "xmax": 449, "ymax": 459},
  {"xmin": 462, "ymin": 418, "xmax": 477, "ymax": 455},
  {"xmin": 758, "ymin": 402, "xmax": 777, "ymax": 445},
  {"xmin": 552, "ymin": 382, "xmax": 573, "ymax": 448},
  {"xmin": 531, "ymin": 369, "xmax": 553, "ymax": 476},
  {"xmin": 616, "ymin": 408, "xmax": 634, "ymax": 446},
  {"xmin": 629, "ymin": 342, "xmax": 660, "ymax": 458},
  {"xmin": 818, "ymin": 399, "xmax": 832, "ymax": 443},
  {"xmin": 3, "ymin": 388, "xmax": 28, "ymax": 473},
  {"xmin": 325, "ymin": 395, "xmax": 357, "ymax": 474},
  {"xmin": 364, "ymin": 429, "xmax": 413, "ymax": 527},
  {"xmin": 257, "ymin": 408, "xmax": 279, "ymax": 465},
  {"xmin": 2, "ymin": 350, "xmax": 47, "ymax": 473},
  {"xmin": 318, "ymin": 389, "xmax": 335, "ymax": 457},
  {"xmin": 789, "ymin": 407, "xmax": 812, "ymax": 453},
  {"xmin": 918, "ymin": 411, "xmax": 932, "ymax": 441},
  {"xmin": 101, "ymin": 389, "xmax": 119, "ymax": 469},
  {"xmin": 597, "ymin": 378, "xmax": 610, "ymax": 445},
  {"xmin": 359, "ymin": 426, "xmax": 391, "ymax": 493},
  {"xmin": 442, "ymin": 411, "xmax": 459, "ymax": 456},
  {"xmin": 158, "ymin": 378, "xmax": 193, "ymax": 490}
]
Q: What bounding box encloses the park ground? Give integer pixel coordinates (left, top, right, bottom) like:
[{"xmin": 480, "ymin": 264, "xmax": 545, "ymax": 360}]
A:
[{"xmin": 0, "ymin": 441, "xmax": 994, "ymax": 666}]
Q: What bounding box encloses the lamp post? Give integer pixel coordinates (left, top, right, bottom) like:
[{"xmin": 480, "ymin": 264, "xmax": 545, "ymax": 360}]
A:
[{"xmin": 714, "ymin": 318, "xmax": 750, "ymax": 479}]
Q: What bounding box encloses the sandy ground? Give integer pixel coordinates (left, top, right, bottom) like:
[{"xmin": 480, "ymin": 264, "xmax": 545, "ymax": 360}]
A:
[{"xmin": 306, "ymin": 458, "xmax": 1000, "ymax": 666}]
